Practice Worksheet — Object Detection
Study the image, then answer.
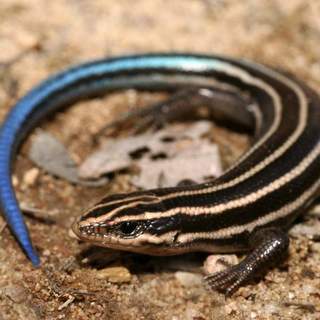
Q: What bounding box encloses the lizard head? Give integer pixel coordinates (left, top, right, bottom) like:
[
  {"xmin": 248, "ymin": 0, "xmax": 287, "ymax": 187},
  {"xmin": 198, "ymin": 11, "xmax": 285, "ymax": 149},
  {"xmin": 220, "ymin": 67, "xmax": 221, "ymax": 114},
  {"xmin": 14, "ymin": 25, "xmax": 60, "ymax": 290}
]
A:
[{"xmin": 72, "ymin": 190, "xmax": 184, "ymax": 255}]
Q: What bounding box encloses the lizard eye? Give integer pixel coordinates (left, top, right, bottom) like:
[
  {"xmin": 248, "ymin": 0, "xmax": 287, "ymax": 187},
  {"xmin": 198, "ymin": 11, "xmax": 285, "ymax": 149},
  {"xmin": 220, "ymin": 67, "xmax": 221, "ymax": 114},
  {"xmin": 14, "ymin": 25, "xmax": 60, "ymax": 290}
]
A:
[{"xmin": 118, "ymin": 221, "xmax": 140, "ymax": 237}]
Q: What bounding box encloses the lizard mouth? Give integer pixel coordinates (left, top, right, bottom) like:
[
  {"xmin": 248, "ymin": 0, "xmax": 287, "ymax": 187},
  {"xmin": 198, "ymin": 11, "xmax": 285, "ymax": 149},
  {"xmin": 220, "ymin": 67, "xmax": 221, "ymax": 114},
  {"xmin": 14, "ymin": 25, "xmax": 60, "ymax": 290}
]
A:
[{"xmin": 72, "ymin": 219, "xmax": 109, "ymax": 240}]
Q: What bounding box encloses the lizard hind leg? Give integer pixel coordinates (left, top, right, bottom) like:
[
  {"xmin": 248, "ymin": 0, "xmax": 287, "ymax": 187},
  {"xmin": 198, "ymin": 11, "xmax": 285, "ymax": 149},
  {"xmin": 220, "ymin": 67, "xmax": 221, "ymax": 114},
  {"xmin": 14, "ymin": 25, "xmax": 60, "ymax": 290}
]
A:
[{"xmin": 94, "ymin": 87, "xmax": 256, "ymax": 139}]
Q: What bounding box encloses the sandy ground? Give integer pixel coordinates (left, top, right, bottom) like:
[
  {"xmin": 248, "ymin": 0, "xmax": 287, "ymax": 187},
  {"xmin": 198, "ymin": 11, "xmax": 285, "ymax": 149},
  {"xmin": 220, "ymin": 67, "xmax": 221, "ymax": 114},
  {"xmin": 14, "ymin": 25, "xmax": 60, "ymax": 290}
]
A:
[{"xmin": 0, "ymin": 1, "xmax": 320, "ymax": 319}]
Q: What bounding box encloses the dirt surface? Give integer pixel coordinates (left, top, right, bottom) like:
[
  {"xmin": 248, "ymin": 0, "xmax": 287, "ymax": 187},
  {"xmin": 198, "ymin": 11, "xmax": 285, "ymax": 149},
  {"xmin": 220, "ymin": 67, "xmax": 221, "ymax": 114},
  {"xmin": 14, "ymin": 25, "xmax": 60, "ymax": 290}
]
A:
[{"xmin": 1, "ymin": 1, "xmax": 320, "ymax": 319}]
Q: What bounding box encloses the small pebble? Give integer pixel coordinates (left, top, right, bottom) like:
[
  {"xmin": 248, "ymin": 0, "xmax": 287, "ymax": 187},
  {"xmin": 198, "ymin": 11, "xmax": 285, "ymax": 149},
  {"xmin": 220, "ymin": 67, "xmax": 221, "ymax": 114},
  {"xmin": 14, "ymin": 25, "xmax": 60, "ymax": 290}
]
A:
[
  {"xmin": 43, "ymin": 249, "xmax": 51, "ymax": 257},
  {"xmin": 225, "ymin": 302, "xmax": 237, "ymax": 315},
  {"xmin": 288, "ymin": 291, "xmax": 295, "ymax": 299},
  {"xmin": 12, "ymin": 175, "xmax": 19, "ymax": 187},
  {"xmin": 23, "ymin": 168, "xmax": 39, "ymax": 186},
  {"xmin": 96, "ymin": 266, "xmax": 131, "ymax": 283},
  {"xmin": 174, "ymin": 271, "xmax": 202, "ymax": 287},
  {"xmin": 203, "ymin": 254, "xmax": 238, "ymax": 274},
  {"xmin": 34, "ymin": 283, "xmax": 41, "ymax": 292},
  {"xmin": 310, "ymin": 242, "xmax": 320, "ymax": 254}
]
